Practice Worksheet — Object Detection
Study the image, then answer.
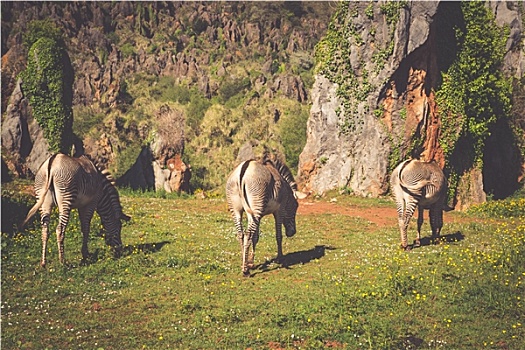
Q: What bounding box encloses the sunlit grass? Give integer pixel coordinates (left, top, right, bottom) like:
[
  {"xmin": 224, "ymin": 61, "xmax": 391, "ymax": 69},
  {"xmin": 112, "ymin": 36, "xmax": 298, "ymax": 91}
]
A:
[{"xmin": 2, "ymin": 193, "xmax": 524, "ymax": 349}]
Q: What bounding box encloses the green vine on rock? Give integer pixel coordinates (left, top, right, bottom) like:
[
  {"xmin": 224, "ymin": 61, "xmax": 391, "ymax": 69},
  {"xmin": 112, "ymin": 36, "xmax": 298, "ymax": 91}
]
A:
[
  {"xmin": 315, "ymin": 1, "xmax": 407, "ymax": 135},
  {"xmin": 20, "ymin": 21, "xmax": 73, "ymax": 154},
  {"xmin": 436, "ymin": 1, "xmax": 512, "ymax": 200}
]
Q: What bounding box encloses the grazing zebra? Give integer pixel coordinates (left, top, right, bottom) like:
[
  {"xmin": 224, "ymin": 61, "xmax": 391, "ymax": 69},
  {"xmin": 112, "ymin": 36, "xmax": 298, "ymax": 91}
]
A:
[
  {"xmin": 21, "ymin": 153, "xmax": 130, "ymax": 267},
  {"xmin": 226, "ymin": 157, "xmax": 306, "ymax": 276},
  {"xmin": 391, "ymin": 159, "xmax": 447, "ymax": 250}
]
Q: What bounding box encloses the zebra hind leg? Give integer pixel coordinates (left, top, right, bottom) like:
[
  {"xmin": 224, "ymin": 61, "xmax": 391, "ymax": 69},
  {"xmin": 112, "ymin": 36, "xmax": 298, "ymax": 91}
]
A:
[
  {"xmin": 242, "ymin": 217, "xmax": 259, "ymax": 277},
  {"xmin": 415, "ymin": 206, "xmax": 424, "ymax": 248},
  {"xmin": 40, "ymin": 213, "xmax": 51, "ymax": 267},
  {"xmin": 55, "ymin": 210, "xmax": 71, "ymax": 265},
  {"xmin": 400, "ymin": 199, "xmax": 418, "ymax": 251}
]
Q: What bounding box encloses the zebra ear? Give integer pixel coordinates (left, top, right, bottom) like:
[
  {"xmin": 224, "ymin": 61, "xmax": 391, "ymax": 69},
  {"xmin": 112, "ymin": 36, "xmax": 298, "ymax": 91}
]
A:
[{"xmin": 294, "ymin": 191, "xmax": 308, "ymax": 200}]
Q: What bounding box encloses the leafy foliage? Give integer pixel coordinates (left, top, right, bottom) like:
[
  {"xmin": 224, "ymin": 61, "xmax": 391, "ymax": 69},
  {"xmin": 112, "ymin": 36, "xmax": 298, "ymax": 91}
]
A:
[
  {"xmin": 315, "ymin": 1, "xmax": 406, "ymax": 134},
  {"xmin": 436, "ymin": 2, "xmax": 512, "ymax": 202},
  {"xmin": 278, "ymin": 105, "xmax": 309, "ymax": 171},
  {"xmin": 437, "ymin": 2, "xmax": 511, "ymax": 166},
  {"xmin": 22, "ymin": 19, "xmax": 62, "ymax": 49},
  {"xmin": 20, "ymin": 21, "xmax": 73, "ymax": 154}
]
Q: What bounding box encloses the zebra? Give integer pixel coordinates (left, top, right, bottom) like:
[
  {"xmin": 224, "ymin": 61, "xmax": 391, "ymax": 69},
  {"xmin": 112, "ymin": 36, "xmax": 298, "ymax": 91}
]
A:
[
  {"xmin": 21, "ymin": 153, "xmax": 131, "ymax": 267},
  {"xmin": 226, "ymin": 157, "xmax": 306, "ymax": 276},
  {"xmin": 390, "ymin": 159, "xmax": 447, "ymax": 250}
]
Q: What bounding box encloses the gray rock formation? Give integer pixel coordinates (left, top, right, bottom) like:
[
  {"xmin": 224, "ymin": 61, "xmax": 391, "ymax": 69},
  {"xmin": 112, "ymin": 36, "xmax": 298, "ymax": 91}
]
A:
[
  {"xmin": 1, "ymin": 79, "xmax": 50, "ymax": 176},
  {"xmin": 298, "ymin": 0, "xmax": 524, "ymax": 208},
  {"xmin": 299, "ymin": 1, "xmax": 440, "ymax": 197},
  {"xmin": 298, "ymin": 75, "xmax": 389, "ymax": 197}
]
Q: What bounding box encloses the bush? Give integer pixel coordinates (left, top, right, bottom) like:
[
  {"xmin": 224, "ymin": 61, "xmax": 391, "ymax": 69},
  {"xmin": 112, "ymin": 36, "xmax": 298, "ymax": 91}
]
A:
[
  {"xmin": 186, "ymin": 91, "xmax": 212, "ymax": 133},
  {"xmin": 151, "ymin": 77, "xmax": 191, "ymax": 104},
  {"xmin": 279, "ymin": 105, "xmax": 309, "ymax": 171},
  {"xmin": 217, "ymin": 76, "xmax": 251, "ymax": 104},
  {"xmin": 72, "ymin": 106, "xmax": 105, "ymax": 138},
  {"xmin": 20, "ymin": 23, "xmax": 73, "ymax": 154},
  {"xmin": 467, "ymin": 198, "xmax": 525, "ymax": 219},
  {"xmin": 22, "ymin": 19, "xmax": 62, "ymax": 48}
]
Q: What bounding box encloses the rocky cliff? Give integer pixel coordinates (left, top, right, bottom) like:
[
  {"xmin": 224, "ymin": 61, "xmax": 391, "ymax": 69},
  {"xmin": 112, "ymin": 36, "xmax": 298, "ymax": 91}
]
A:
[
  {"xmin": 298, "ymin": 1, "xmax": 524, "ymax": 207},
  {"xmin": 1, "ymin": 1, "xmax": 332, "ymax": 192},
  {"xmin": 2, "ymin": 1, "xmax": 524, "ymax": 205}
]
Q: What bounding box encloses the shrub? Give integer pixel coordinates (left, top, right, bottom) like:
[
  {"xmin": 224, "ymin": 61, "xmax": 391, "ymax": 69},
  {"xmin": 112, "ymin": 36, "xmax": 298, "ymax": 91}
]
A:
[
  {"xmin": 22, "ymin": 19, "xmax": 62, "ymax": 49},
  {"xmin": 20, "ymin": 22, "xmax": 73, "ymax": 154},
  {"xmin": 72, "ymin": 106, "xmax": 105, "ymax": 138},
  {"xmin": 186, "ymin": 91, "xmax": 212, "ymax": 134},
  {"xmin": 279, "ymin": 105, "xmax": 309, "ymax": 171},
  {"xmin": 120, "ymin": 42, "xmax": 136, "ymax": 58},
  {"xmin": 217, "ymin": 76, "xmax": 251, "ymax": 104}
]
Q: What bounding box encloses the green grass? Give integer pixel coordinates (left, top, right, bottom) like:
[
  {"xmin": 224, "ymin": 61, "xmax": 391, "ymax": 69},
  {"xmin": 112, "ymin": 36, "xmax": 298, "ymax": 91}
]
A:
[{"xmin": 2, "ymin": 192, "xmax": 524, "ymax": 349}]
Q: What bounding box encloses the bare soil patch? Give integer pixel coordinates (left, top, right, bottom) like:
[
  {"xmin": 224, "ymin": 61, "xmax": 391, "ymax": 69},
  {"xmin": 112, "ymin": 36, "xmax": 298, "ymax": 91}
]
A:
[{"xmin": 297, "ymin": 199, "xmax": 465, "ymax": 228}]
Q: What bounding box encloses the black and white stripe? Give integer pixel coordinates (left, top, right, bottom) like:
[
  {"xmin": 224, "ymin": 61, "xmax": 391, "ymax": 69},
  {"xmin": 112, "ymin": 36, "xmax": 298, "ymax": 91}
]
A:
[
  {"xmin": 391, "ymin": 159, "xmax": 447, "ymax": 250},
  {"xmin": 21, "ymin": 153, "xmax": 130, "ymax": 267},
  {"xmin": 226, "ymin": 157, "xmax": 306, "ymax": 276}
]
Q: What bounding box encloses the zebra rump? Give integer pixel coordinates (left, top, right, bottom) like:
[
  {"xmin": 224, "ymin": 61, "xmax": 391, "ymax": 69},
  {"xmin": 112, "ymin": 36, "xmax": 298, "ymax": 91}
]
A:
[
  {"xmin": 226, "ymin": 156, "xmax": 306, "ymax": 276},
  {"xmin": 391, "ymin": 159, "xmax": 447, "ymax": 250}
]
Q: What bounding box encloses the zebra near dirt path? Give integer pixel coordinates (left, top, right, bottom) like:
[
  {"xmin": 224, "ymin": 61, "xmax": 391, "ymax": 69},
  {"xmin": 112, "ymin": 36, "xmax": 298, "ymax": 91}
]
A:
[
  {"xmin": 226, "ymin": 157, "xmax": 306, "ymax": 276},
  {"xmin": 21, "ymin": 153, "xmax": 130, "ymax": 267},
  {"xmin": 391, "ymin": 159, "xmax": 448, "ymax": 250}
]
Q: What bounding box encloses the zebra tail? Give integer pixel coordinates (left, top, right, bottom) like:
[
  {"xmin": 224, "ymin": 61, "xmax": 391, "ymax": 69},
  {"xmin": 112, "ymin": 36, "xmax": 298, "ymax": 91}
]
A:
[
  {"xmin": 19, "ymin": 154, "xmax": 58, "ymax": 229},
  {"xmin": 239, "ymin": 160, "xmax": 254, "ymax": 215}
]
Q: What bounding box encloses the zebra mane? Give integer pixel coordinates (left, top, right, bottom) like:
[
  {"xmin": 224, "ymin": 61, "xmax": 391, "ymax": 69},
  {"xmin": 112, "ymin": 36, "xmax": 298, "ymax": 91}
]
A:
[
  {"xmin": 262, "ymin": 156, "xmax": 298, "ymax": 191},
  {"xmin": 79, "ymin": 154, "xmax": 126, "ymax": 219},
  {"xmin": 79, "ymin": 154, "xmax": 116, "ymax": 186}
]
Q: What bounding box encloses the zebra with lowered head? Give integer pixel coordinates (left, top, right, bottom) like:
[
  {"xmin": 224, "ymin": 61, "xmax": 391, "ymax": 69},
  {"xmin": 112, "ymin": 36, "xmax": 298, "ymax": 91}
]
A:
[
  {"xmin": 21, "ymin": 153, "xmax": 130, "ymax": 267},
  {"xmin": 391, "ymin": 159, "xmax": 448, "ymax": 250},
  {"xmin": 226, "ymin": 156, "xmax": 306, "ymax": 276}
]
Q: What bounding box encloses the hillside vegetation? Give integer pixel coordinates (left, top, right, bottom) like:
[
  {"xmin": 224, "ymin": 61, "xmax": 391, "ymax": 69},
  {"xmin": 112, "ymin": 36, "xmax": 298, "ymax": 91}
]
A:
[{"xmin": 2, "ymin": 2, "xmax": 333, "ymax": 191}]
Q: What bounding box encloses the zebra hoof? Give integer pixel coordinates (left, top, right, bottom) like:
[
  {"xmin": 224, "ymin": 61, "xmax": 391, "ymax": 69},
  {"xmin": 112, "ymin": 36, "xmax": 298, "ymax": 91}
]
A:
[
  {"xmin": 242, "ymin": 271, "xmax": 251, "ymax": 278},
  {"xmin": 413, "ymin": 239, "xmax": 421, "ymax": 248},
  {"xmin": 401, "ymin": 245, "xmax": 411, "ymax": 251}
]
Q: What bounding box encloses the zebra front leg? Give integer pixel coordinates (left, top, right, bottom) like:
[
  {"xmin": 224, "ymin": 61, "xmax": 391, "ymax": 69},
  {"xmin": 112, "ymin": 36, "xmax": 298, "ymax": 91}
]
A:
[
  {"xmin": 274, "ymin": 214, "xmax": 284, "ymax": 259},
  {"xmin": 78, "ymin": 208, "xmax": 95, "ymax": 262},
  {"xmin": 40, "ymin": 213, "xmax": 51, "ymax": 267},
  {"xmin": 415, "ymin": 206, "xmax": 424, "ymax": 247},
  {"xmin": 429, "ymin": 206, "xmax": 443, "ymax": 245}
]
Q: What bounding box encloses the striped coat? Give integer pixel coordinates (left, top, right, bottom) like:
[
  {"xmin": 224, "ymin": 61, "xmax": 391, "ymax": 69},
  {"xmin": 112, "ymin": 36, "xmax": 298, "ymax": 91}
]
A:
[
  {"xmin": 226, "ymin": 158, "xmax": 306, "ymax": 276},
  {"xmin": 21, "ymin": 153, "xmax": 130, "ymax": 267},
  {"xmin": 391, "ymin": 159, "xmax": 447, "ymax": 250}
]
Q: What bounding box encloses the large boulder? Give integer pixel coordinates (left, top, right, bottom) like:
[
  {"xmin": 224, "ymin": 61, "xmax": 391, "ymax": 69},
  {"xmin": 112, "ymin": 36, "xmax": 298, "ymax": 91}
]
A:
[{"xmin": 1, "ymin": 78, "xmax": 50, "ymax": 177}]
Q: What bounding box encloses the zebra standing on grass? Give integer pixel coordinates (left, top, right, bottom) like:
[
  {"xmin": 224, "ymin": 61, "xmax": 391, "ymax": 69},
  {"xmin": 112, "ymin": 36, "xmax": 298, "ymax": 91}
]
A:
[
  {"xmin": 21, "ymin": 153, "xmax": 130, "ymax": 267},
  {"xmin": 391, "ymin": 159, "xmax": 448, "ymax": 250},
  {"xmin": 226, "ymin": 157, "xmax": 306, "ymax": 276}
]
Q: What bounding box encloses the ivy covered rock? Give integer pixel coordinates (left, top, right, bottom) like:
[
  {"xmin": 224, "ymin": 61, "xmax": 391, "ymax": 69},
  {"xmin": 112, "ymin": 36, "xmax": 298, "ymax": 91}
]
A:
[{"xmin": 298, "ymin": 1, "xmax": 524, "ymax": 208}]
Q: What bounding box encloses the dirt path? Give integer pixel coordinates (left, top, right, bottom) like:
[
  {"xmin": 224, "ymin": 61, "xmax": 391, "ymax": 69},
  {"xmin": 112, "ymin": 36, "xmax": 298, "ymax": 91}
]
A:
[
  {"xmin": 297, "ymin": 199, "xmax": 465, "ymax": 228},
  {"xmin": 297, "ymin": 199, "xmax": 398, "ymax": 227}
]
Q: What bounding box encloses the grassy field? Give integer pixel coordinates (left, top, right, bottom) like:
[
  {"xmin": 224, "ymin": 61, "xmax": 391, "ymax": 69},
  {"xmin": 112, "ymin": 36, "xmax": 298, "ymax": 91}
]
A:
[{"xmin": 1, "ymin": 187, "xmax": 524, "ymax": 349}]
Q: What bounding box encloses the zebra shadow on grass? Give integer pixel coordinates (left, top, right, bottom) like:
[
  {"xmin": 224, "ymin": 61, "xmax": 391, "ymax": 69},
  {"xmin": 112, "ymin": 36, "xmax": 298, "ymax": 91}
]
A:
[
  {"xmin": 411, "ymin": 231, "xmax": 464, "ymax": 250},
  {"xmin": 81, "ymin": 241, "xmax": 170, "ymax": 265},
  {"xmin": 251, "ymin": 245, "xmax": 335, "ymax": 276}
]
